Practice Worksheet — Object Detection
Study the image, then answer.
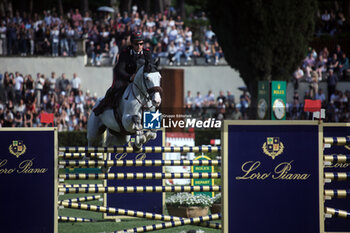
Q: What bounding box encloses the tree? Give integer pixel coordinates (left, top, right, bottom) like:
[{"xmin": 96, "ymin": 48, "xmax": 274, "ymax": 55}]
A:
[{"xmin": 206, "ymin": 0, "xmax": 317, "ymax": 117}]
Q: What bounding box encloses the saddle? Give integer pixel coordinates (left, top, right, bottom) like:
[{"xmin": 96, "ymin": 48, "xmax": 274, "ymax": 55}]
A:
[{"xmin": 93, "ymin": 86, "xmax": 128, "ymax": 116}]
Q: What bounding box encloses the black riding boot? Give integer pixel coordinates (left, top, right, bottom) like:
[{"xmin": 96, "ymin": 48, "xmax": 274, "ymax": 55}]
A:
[{"xmin": 93, "ymin": 87, "xmax": 115, "ymax": 116}]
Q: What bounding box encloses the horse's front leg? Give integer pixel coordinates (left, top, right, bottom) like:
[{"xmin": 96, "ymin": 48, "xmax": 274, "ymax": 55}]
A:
[
  {"xmin": 144, "ymin": 130, "xmax": 157, "ymax": 144},
  {"xmin": 123, "ymin": 114, "xmax": 146, "ymax": 149}
]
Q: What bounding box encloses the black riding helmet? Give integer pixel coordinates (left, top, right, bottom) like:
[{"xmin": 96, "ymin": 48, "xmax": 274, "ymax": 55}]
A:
[{"xmin": 131, "ymin": 31, "xmax": 144, "ymax": 42}]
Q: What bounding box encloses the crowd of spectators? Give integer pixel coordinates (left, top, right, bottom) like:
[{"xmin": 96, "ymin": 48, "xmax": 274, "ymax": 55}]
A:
[
  {"xmin": 0, "ymin": 7, "xmax": 224, "ymax": 66},
  {"xmin": 289, "ymin": 43, "xmax": 350, "ymax": 122},
  {"xmin": 0, "ymin": 70, "xmax": 96, "ymax": 131},
  {"xmin": 316, "ymin": 7, "xmax": 350, "ymax": 36},
  {"xmin": 184, "ymin": 89, "xmax": 250, "ymax": 121}
]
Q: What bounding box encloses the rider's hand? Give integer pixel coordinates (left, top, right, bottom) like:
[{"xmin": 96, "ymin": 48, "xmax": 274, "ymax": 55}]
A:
[{"xmin": 130, "ymin": 74, "xmax": 136, "ymax": 82}]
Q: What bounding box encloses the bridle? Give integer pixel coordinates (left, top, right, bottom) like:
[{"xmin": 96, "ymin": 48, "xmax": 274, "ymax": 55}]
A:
[{"xmin": 130, "ymin": 70, "xmax": 163, "ymax": 108}]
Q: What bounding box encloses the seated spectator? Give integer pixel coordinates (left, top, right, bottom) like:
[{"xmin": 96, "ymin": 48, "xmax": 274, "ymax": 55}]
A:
[
  {"xmin": 167, "ymin": 41, "xmax": 177, "ymax": 65},
  {"xmin": 213, "ymin": 41, "xmax": 223, "ymax": 65},
  {"xmin": 173, "ymin": 41, "xmax": 185, "ymax": 66},
  {"xmin": 184, "ymin": 41, "xmax": 193, "ymax": 65},
  {"xmin": 203, "ymin": 41, "xmax": 213, "ymax": 63},
  {"xmin": 192, "ymin": 40, "xmax": 203, "ymax": 57},
  {"xmin": 14, "ymin": 111, "xmax": 23, "ymax": 127},
  {"xmin": 338, "ymin": 53, "xmax": 349, "ymax": 78},
  {"xmin": 216, "ymin": 98, "xmax": 226, "ymax": 120},
  {"xmin": 216, "ymin": 91, "xmax": 226, "ymax": 104},
  {"xmin": 226, "ymin": 91, "xmax": 235, "ymax": 109}
]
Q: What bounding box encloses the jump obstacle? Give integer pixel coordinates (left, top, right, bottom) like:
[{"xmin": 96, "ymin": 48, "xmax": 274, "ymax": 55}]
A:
[{"xmin": 58, "ymin": 145, "xmax": 222, "ymax": 232}]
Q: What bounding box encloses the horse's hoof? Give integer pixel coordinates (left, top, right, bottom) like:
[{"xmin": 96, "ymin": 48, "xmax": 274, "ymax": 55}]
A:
[{"xmin": 132, "ymin": 142, "xmax": 142, "ymax": 151}]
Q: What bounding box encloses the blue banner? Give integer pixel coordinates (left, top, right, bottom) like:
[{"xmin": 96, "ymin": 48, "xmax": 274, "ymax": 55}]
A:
[
  {"xmin": 323, "ymin": 124, "xmax": 350, "ymax": 232},
  {"xmin": 223, "ymin": 122, "xmax": 322, "ymax": 233},
  {"xmin": 0, "ymin": 129, "xmax": 57, "ymax": 233},
  {"xmin": 105, "ymin": 130, "xmax": 164, "ymax": 218}
]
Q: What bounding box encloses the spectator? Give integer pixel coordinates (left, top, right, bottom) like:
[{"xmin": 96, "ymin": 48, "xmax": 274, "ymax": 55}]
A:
[
  {"xmin": 226, "ymin": 91, "xmax": 235, "ymax": 108},
  {"xmin": 184, "ymin": 90, "xmax": 193, "ymax": 110},
  {"xmin": 184, "ymin": 41, "xmax": 193, "ymax": 65},
  {"xmin": 35, "ymin": 73, "xmax": 45, "ymax": 107},
  {"xmin": 203, "ymin": 41, "xmax": 213, "ymax": 63},
  {"xmin": 71, "ymin": 73, "xmax": 81, "ymax": 96},
  {"xmin": 216, "ymin": 91, "xmax": 226, "ymax": 104},
  {"xmin": 194, "ymin": 91, "xmax": 203, "ymax": 116},
  {"xmin": 14, "ymin": 72, "xmax": 24, "ymax": 104},
  {"xmin": 23, "ymin": 108, "xmax": 33, "ymax": 127},
  {"xmin": 192, "ymin": 40, "xmax": 203, "ymax": 57},
  {"xmin": 338, "ymin": 53, "xmax": 349, "ymax": 78},
  {"xmin": 50, "ymin": 26, "xmax": 59, "ymax": 56},
  {"xmin": 60, "ymin": 27, "xmax": 69, "ymax": 56},
  {"xmin": 0, "ymin": 21, "xmax": 6, "ymax": 55},
  {"xmin": 203, "ymin": 90, "xmax": 215, "ymax": 107},
  {"xmin": 327, "ymin": 69, "xmax": 338, "ymax": 101},
  {"xmin": 167, "ymin": 41, "xmax": 177, "ymax": 65},
  {"xmin": 49, "ymin": 72, "xmax": 56, "ymax": 92},
  {"xmin": 110, "ymin": 41, "xmax": 119, "ymax": 65},
  {"xmin": 4, "ymin": 72, "xmax": 15, "ymax": 103},
  {"xmin": 293, "ymin": 66, "xmax": 304, "ymax": 90},
  {"xmin": 213, "ymin": 41, "xmax": 223, "ymax": 65},
  {"xmin": 72, "ymin": 9, "xmax": 82, "ymax": 27}
]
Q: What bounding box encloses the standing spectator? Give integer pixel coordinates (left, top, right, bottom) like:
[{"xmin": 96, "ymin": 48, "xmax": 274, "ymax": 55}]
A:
[
  {"xmin": 35, "ymin": 73, "xmax": 45, "ymax": 107},
  {"xmin": 60, "ymin": 27, "xmax": 69, "ymax": 56},
  {"xmin": 49, "ymin": 72, "xmax": 56, "ymax": 92},
  {"xmin": 216, "ymin": 90, "xmax": 226, "ymax": 104},
  {"xmin": 205, "ymin": 25, "xmax": 215, "ymax": 44},
  {"xmin": 293, "ymin": 66, "xmax": 304, "ymax": 90},
  {"xmin": 72, "ymin": 9, "xmax": 83, "ymax": 27},
  {"xmin": 94, "ymin": 44, "xmax": 102, "ymax": 66},
  {"xmin": 226, "ymin": 91, "xmax": 235, "ymax": 108},
  {"xmin": 194, "ymin": 91, "xmax": 203, "ymax": 116},
  {"xmin": 240, "ymin": 90, "xmax": 250, "ymax": 119},
  {"xmin": 71, "ymin": 73, "xmax": 81, "ymax": 96},
  {"xmin": 4, "ymin": 72, "xmax": 15, "ymax": 103},
  {"xmin": 57, "ymin": 73, "xmax": 70, "ymax": 94},
  {"xmin": 0, "ymin": 21, "xmax": 7, "ymax": 55},
  {"xmin": 50, "ymin": 26, "xmax": 59, "ymax": 56},
  {"xmin": 203, "ymin": 90, "xmax": 215, "ymax": 107},
  {"xmin": 110, "ymin": 41, "xmax": 119, "ymax": 65},
  {"xmin": 184, "ymin": 90, "xmax": 193, "ymax": 110},
  {"xmin": 327, "ymin": 69, "xmax": 338, "ymax": 101},
  {"xmin": 86, "ymin": 41, "xmax": 96, "ymax": 65},
  {"xmin": 14, "ymin": 72, "xmax": 24, "ymax": 104}
]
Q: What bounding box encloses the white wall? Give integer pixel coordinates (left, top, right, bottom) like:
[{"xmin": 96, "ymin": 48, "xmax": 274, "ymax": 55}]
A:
[{"xmin": 0, "ymin": 56, "xmax": 245, "ymax": 100}]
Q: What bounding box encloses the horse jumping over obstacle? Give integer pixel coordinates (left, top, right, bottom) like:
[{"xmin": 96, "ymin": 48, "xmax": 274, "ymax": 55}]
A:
[{"xmin": 87, "ymin": 59, "xmax": 162, "ymax": 149}]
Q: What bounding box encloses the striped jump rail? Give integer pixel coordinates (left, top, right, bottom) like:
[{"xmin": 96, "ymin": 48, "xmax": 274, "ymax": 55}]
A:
[
  {"xmin": 58, "ymin": 184, "xmax": 104, "ymax": 188},
  {"xmin": 59, "ymin": 172, "xmax": 221, "ymax": 180},
  {"xmin": 59, "ymin": 185, "xmax": 221, "ymax": 194},
  {"xmin": 58, "ymin": 153, "xmax": 104, "ymax": 159},
  {"xmin": 59, "ymin": 160, "xmax": 221, "ymax": 167},
  {"xmin": 326, "ymin": 207, "xmax": 350, "ymax": 219},
  {"xmin": 324, "ymin": 154, "xmax": 350, "ymax": 163},
  {"xmin": 60, "ymin": 202, "xmax": 221, "ymax": 230},
  {"xmin": 113, "ymin": 213, "xmax": 221, "ymax": 233},
  {"xmin": 58, "ymin": 195, "xmax": 101, "ymax": 204},
  {"xmin": 325, "ymin": 172, "xmax": 350, "ymax": 181},
  {"xmin": 59, "ymin": 146, "xmax": 221, "ymax": 153},
  {"xmin": 324, "ymin": 189, "xmax": 350, "ymax": 198},
  {"xmin": 58, "ymin": 216, "xmax": 94, "ymax": 222},
  {"xmin": 324, "ymin": 137, "xmax": 350, "ymax": 146}
]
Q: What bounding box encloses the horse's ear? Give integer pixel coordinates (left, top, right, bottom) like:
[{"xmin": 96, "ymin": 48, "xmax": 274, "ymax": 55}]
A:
[{"xmin": 154, "ymin": 57, "xmax": 160, "ymax": 68}]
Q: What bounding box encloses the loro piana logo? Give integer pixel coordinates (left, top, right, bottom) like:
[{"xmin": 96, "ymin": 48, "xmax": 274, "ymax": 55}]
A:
[
  {"xmin": 9, "ymin": 140, "xmax": 26, "ymax": 158},
  {"xmin": 262, "ymin": 137, "xmax": 284, "ymax": 160}
]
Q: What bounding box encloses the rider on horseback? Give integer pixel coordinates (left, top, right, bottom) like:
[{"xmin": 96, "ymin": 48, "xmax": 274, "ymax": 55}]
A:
[{"xmin": 93, "ymin": 31, "xmax": 152, "ymax": 116}]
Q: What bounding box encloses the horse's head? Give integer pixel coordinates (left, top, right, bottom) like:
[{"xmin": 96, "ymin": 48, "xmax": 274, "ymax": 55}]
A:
[{"xmin": 141, "ymin": 58, "xmax": 162, "ymax": 108}]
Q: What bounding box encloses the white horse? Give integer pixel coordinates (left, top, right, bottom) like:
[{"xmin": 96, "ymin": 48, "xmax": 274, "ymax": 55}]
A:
[{"xmin": 87, "ymin": 59, "xmax": 162, "ymax": 148}]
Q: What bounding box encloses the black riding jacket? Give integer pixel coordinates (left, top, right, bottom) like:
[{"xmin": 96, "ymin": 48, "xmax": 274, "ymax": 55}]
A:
[{"xmin": 112, "ymin": 46, "xmax": 152, "ymax": 88}]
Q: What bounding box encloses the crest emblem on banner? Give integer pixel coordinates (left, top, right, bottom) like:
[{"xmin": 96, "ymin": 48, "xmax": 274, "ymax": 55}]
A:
[
  {"xmin": 262, "ymin": 137, "xmax": 284, "ymax": 159},
  {"xmin": 9, "ymin": 140, "xmax": 27, "ymax": 158}
]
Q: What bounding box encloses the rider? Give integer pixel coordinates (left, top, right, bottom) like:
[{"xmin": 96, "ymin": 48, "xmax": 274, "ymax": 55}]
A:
[{"xmin": 93, "ymin": 31, "xmax": 152, "ymax": 116}]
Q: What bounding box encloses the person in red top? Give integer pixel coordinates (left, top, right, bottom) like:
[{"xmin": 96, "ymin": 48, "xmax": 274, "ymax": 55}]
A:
[{"xmin": 93, "ymin": 31, "xmax": 152, "ymax": 116}]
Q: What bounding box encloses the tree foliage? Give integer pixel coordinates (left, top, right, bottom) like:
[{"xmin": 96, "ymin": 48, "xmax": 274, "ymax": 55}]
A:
[{"xmin": 205, "ymin": 0, "xmax": 317, "ymax": 99}]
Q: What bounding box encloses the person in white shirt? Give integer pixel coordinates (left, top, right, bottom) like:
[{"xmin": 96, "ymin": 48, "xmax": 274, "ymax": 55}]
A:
[
  {"xmin": 14, "ymin": 72, "xmax": 24, "ymax": 104},
  {"xmin": 71, "ymin": 73, "xmax": 81, "ymax": 96}
]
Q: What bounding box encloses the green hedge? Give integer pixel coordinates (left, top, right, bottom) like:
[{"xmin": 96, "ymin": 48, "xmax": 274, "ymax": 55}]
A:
[{"xmin": 58, "ymin": 131, "xmax": 87, "ymax": 147}]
